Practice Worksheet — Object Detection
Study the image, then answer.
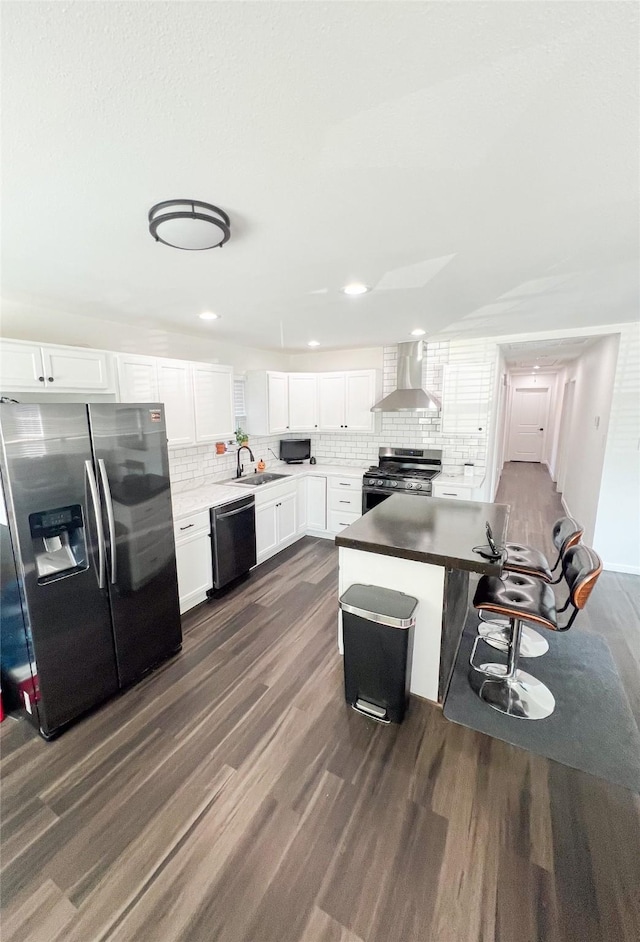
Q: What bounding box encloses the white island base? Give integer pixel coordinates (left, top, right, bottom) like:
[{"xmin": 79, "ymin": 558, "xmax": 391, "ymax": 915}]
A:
[{"xmin": 338, "ymin": 546, "xmax": 460, "ymax": 703}]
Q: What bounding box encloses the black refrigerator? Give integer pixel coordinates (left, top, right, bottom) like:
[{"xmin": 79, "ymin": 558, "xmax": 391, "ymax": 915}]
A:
[{"xmin": 0, "ymin": 402, "xmax": 182, "ymax": 739}]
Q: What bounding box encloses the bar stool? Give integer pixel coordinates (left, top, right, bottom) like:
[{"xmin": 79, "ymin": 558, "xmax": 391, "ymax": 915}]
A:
[
  {"xmin": 469, "ymin": 545, "xmax": 602, "ymax": 720},
  {"xmin": 478, "ymin": 516, "xmax": 584, "ymax": 658}
]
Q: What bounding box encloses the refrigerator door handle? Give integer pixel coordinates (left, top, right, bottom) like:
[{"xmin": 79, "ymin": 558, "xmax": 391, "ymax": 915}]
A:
[
  {"xmin": 84, "ymin": 460, "xmax": 106, "ymax": 589},
  {"xmin": 97, "ymin": 458, "xmax": 117, "ymax": 585}
]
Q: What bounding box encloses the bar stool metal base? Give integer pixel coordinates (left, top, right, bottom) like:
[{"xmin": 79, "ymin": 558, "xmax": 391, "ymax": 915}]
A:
[
  {"xmin": 469, "ymin": 664, "xmax": 556, "ymax": 720},
  {"xmin": 478, "ymin": 622, "xmax": 549, "ymax": 657}
]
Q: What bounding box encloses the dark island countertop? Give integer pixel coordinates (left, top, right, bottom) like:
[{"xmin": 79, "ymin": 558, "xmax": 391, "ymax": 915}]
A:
[{"xmin": 335, "ymin": 494, "xmax": 510, "ymax": 575}]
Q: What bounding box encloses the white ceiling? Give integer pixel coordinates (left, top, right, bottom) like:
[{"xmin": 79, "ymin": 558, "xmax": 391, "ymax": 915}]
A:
[
  {"xmin": 1, "ymin": 2, "xmax": 638, "ymax": 352},
  {"xmin": 500, "ymin": 336, "xmax": 597, "ymax": 370}
]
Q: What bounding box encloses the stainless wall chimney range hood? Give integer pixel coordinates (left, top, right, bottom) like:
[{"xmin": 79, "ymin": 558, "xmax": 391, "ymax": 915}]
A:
[{"xmin": 371, "ymin": 341, "xmax": 441, "ymax": 413}]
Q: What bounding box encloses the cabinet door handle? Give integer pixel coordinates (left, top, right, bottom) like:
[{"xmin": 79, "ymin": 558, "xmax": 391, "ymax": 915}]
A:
[
  {"xmin": 38, "ymin": 375, "xmax": 45, "ymax": 382},
  {"xmin": 48, "ymin": 377, "xmax": 54, "ymax": 383},
  {"xmin": 339, "ymin": 500, "xmax": 350, "ymax": 504},
  {"xmin": 179, "ymin": 523, "xmax": 194, "ymax": 530}
]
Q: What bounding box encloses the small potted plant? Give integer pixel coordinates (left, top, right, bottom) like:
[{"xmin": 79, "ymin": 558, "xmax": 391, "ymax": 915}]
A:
[{"xmin": 235, "ymin": 425, "xmax": 249, "ymax": 447}]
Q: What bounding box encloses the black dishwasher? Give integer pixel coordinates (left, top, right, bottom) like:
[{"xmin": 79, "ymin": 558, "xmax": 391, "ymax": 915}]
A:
[{"xmin": 209, "ymin": 494, "xmax": 257, "ymax": 591}]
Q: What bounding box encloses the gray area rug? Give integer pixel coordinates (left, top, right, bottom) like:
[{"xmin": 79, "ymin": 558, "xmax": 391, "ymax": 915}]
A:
[{"xmin": 444, "ymin": 615, "xmax": 640, "ymax": 793}]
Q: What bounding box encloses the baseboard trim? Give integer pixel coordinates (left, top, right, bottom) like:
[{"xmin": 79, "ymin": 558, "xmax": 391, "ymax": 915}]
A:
[
  {"xmin": 560, "ymin": 494, "xmax": 572, "ymax": 517},
  {"xmin": 603, "ymin": 562, "xmax": 640, "ymax": 575}
]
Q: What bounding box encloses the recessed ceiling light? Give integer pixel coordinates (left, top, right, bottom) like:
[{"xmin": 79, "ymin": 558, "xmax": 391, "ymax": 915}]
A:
[
  {"xmin": 411, "ymin": 328, "xmax": 426, "ymax": 336},
  {"xmin": 199, "ymin": 311, "xmax": 220, "ymax": 321},
  {"xmin": 533, "ymin": 365, "xmax": 540, "ymax": 369},
  {"xmin": 307, "ymin": 340, "xmax": 320, "ymax": 347},
  {"xmin": 341, "ymin": 283, "xmax": 371, "ymax": 296}
]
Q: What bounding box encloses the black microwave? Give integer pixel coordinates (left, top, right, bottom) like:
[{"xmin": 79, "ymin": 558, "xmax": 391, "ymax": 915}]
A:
[{"xmin": 279, "ymin": 439, "xmax": 311, "ymax": 464}]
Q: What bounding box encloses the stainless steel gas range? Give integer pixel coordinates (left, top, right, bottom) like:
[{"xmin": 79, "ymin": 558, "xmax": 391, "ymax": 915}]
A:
[{"xmin": 362, "ymin": 447, "xmax": 442, "ymax": 514}]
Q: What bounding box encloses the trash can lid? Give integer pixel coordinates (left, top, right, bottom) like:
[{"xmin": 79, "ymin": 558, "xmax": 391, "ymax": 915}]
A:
[{"xmin": 339, "ymin": 583, "xmax": 418, "ymax": 628}]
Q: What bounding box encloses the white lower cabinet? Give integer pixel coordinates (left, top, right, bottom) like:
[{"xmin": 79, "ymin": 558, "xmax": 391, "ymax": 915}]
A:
[
  {"xmin": 328, "ymin": 509, "xmax": 361, "ymax": 533},
  {"xmin": 432, "ymin": 479, "xmax": 485, "ymax": 501},
  {"xmin": 306, "ymin": 475, "xmax": 327, "ymax": 531},
  {"xmin": 174, "ymin": 511, "xmax": 212, "ymax": 613},
  {"xmin": 255, "ymin": 482, "xmax": 299, "ymax": 564},
  {"xmin": 296, "ymin": 477, "xmax": 308, "ymax": 534},
  {"xmin": 327, "ymin": 476, "xmax": 363, "ymax": 533}
]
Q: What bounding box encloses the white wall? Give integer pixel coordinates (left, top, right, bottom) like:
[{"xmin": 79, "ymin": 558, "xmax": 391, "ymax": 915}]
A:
[
  {"xmin": 561, "ymin": 333, "xmax": 621, "ymax": 547},
  {"xmin": 0, "ymin": 298, "xmax": 288, "ymax": 372},
  {"xmin": 287, "ymin": 347, "xmax": 382, "ymax": 371},
  {"xmin": 593, "ymin": 323, "xmax": 640, "ymax": 573}
]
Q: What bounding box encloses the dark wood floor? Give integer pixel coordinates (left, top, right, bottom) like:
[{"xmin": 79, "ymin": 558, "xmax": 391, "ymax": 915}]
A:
[{"xmin": 1, "ymin": 462, "xmax": 639, "ymax": 941}]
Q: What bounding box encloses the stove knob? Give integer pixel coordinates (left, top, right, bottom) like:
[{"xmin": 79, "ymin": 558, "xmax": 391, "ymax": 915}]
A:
[
  {"xmin": 415, "ymin": 483, "xmax": 422, "ymax": 490},
  {"xmin": 406, "ymin": 482, "xmax": 414, "ymax": 489},
  {"xmin": 368, "ymin": 479, "xmax": 375, "ymax": 485},
  {"xmin": 376, "ymin": 479, "xmax": 384, "ymax": 486},
  {"xmin": 391, "ymin": 481, "xmax": 398, "ymax": 488}
]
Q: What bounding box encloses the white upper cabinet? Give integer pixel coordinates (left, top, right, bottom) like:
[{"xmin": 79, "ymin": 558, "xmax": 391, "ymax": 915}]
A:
[
  {"xmin": 318, "ymin": 371, "xmax": 377, "ymax": 431},
  {"xmin": 0, "ymin": 340, "xmax": 115, "ymax": 393},
  {"xmin": 0, "ymin": 341, "xmax": 46, "ymax": 390},
  {"xmin": 317, "ymin": 373, "xmax": 345, "ymax": 430},
  {"xmin": 344, "ymin": 371, "xmax": 377, "ymax": 431},
  {"xmin": 247, "ymin": 369, "xmax": 378, "ymax": 435},
  {"xmin": 42, "ymin": 347, "xmax": 114, "ymax": 392},
  {"xmin": 117, "ymin": 354, "xmax": 159, "ymax": 402},
  {"xmin": 267, "ymin": 372, "xmax": 289, "ymax": 434},
  {"xmin": 157, "ymin": 359, "xmax": 195, "ymax": 447},
  {"xmin": 288, "ymin": 373, "xmax": 318, "ymax": 430},
  {"xmin": 192, "ymin": 363, "xmax": 234, "ymax": 442},
  {"xmin": 245, "ymin": 371, "xmax": 288, "ymax": 435},
  {"xmin": 117, "ymin": 355, "xmax": 235, "ymax": 448}
]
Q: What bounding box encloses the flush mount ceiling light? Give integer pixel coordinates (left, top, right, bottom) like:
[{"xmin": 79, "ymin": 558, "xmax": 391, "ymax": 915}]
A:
[
  {"xmin": 411, "ymin": 328, "xmax": 426, "ymax": 336},
  {"xmin": 307, "ymin": 340, "xmax": 320, "ymax": 347},
  {"xmin": 148, "ymin": 199, "xmax": 231, "ymax": 250},
  {"xmin": 533, "ymin": 364, "xmax": 540, "ymax": 369},
  {"xmin": 199, "ymin": 311, "xmax": 220, "ymax": 321},
  {"xmin": 341, "ymin": 282, "xmax": 371, "ymax": 296}
]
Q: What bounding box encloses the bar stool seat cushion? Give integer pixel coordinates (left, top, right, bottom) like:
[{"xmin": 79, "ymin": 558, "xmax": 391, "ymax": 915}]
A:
[
  {"xmin": 473, "ymin": 574, "xmax": 557, "ymax": 631},
  {"xmin": 504, "ymin": 543, "xmax": 552, "ymax": 582}
]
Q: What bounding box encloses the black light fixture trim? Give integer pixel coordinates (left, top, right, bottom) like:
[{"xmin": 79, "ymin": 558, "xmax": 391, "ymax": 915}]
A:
[{"xmin": 148, "ymin": 199, "xmax": 231, "ymax": 250}]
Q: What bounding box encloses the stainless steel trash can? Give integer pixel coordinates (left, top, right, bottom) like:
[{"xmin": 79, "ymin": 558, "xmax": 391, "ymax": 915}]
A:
[{"xmin": 339, "ymin": 583, "xmax": 418, "ymax": 724}]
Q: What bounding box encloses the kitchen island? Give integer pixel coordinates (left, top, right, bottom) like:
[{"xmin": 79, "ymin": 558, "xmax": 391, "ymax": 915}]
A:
[{"xmin": 335, "ymin": 494, "xmax": 510, "ymax": 703}]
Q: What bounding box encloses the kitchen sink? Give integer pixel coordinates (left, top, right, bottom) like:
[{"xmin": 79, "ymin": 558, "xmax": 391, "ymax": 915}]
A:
[{"xmin": 233, "ymin": 472, "xmax": 290, "ymax": 486}]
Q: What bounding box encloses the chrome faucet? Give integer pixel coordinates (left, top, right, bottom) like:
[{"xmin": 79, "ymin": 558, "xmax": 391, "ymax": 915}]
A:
[{"xmin": 236, "ymin": 444, "xmax": 255, "ymax": 478}]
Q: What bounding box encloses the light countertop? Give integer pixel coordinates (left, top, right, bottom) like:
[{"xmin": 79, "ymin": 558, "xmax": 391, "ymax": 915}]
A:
[{"xmin": 171, "ymin": 462, "xmax": 368, "ymax": 518}]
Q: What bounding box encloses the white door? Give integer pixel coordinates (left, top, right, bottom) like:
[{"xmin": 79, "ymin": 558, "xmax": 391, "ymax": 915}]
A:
[
  {"xmin": 267, "ymin": 372, "xmax": 289, "ymax": 433},
  {"xmin": 318, "ymin": 373, "xmax": 345, "ymax": 430},
  {"xmin": 345, "ymin": 371, "xmax": 375, "ymax": 431},
  {"xmin": 0, "ymin": 341, "xmax": 45, "ymax": 390},
  {"xmin": 288, "ymin": 374, "xmax": 318, "ymax": 430},
  {"xmin": 508, "ymin": 386, "xmax": 549, "ymax": 461},
  {"xmin": 276, "ymin": 491, "xmax": 297, "ymax": 545},
  {"xmin": 117, "ymin": 354, "xmax": 159, "ymax": 402},
  {"xmin": 306, "ymin": 475, "xmax": 327, "ymax": 530},
  {"xmin": 157, "ymin": 359, "xmax": 195, "ymax": 447},
  {"xmin": 192, "ymin": 363, "xmax": 234, "ymax": 442},
  {"xmin": 42, "ymin": 346, "xmax": 114, "ymax": 392},
  {"xmin": 256, "ymin": 499, "xmax": 278, "ymax": 560}
]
